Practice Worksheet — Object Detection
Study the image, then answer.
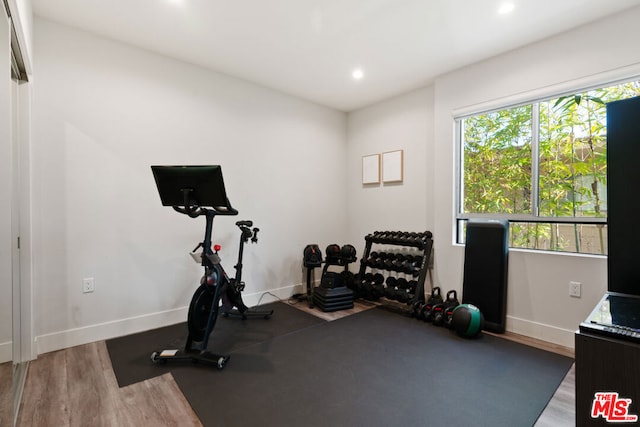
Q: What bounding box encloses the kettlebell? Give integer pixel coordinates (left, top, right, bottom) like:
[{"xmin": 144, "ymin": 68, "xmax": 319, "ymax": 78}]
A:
[{"xmin": 422, "ymin": 287, "xmax": 443, "ymax": 322}]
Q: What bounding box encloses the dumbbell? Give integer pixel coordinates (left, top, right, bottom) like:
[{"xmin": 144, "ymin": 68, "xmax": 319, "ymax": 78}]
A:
[
  {"xmin": 396, "ymin": 277, "xmax": 408, "ymax": 289},
  {"xmin": 412, "ymin": 234, "xmax": 426, "ymax": 246},
  {"xmin": 384, "ymin": 287, "xmax": 396, "ymax": 300},
  {"xmin": 383, "ymin": 231, "xmax": 396, "ymax": 243},
  {"xmin": 400, "ymin": 258, "xmax": 414, "ymax": 274},
  {"xmin": 412, "ymin": 301, "xmax": 425, "ymax": 319},
  {"xmin": 384, "ymin": 255, "xmax": 396, "ymax": 270},
  {"xmin": 378, "ymin": 232, "xmax": 392, "ymax": 244},
  {"xmin": 358, "ymin": 279, "xmax": 372, "ymax": 300},
  {"xmin": 363, "ymin": 273, "xmax": 383, "ymax": 300},
  {"xmin": 382, "ymin": 253, "xmax": 395, "ymax": 269},
  {"xmin": 325, "ymin": 244, "xmax": 341, "ymax": 263},
  {"xmin": 363, "ymin": 251, "xmax": 378, "ymax": 267},
  {"xmin": 384, "ymin": 276, "xmax": 397, "ymax": 299},
  {"xmin": 395, "ymin": 288, "xmax": 410, "ymax": 303},
  {"xmin": 340, "ymin": 244, "xmax": 358, "ymax": 265},
  {"xmin": 388, "ymin": 253, "xmax": 400, "ymax": 269},
  {"xmin": 366, "ymin": 251, "xmax": 381, "ymax": 268},
  {"xmin": 406, "ymin": 232, "xmax": 421, "ymax": 245},
  {"xmin": 407, "ymin": 280, "xmax": 418, "ymax": 294},
  {"xmin": 371, "ymin": 283, "xmax": 384, "ymax": 300},
  {"xmin": 340, "ymin": 271, "xmax": 356, "ymax": 289},
  {"xmin": 374, "ymin": 254, "xmax": 387, "ymax": 269}
]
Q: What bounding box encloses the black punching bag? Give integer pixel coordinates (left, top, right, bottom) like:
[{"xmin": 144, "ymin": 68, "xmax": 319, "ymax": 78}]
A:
[{"xmin": 462, "ymin": 219, "xmax": 509, "ymax": 333}]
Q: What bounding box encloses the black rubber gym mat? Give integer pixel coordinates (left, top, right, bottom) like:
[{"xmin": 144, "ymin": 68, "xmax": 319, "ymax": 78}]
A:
[
  {"xmin": 171, "ymin": 306, "xmax": 573, "ymax": 427},
  {"xmin": 106, "ymin": 301, "xmax": 325, "ymax": 387}
]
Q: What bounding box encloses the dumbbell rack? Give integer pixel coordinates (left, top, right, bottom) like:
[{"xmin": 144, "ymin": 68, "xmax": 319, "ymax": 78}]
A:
[{"xmin": 357, "ymin": 231, "xmax": 434, "ymax": 316}]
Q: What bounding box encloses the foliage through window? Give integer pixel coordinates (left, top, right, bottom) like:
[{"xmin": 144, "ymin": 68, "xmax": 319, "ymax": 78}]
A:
[{"xmin": 458, "ymin": 80, "xmax": 640, "ymax": 254}]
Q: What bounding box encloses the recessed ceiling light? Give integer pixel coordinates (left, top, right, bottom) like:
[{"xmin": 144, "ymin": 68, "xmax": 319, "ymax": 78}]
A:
[
  {"xmin": 352, "ymin": 69, "xmax": 364, "ymax": 80},
  {"xmin": 166, "ymin": 0, "xmax": 184, "ymax": 6},
  {"xmin": 498, "ymin": 2, "xmax": 515, "ymax": 15}
]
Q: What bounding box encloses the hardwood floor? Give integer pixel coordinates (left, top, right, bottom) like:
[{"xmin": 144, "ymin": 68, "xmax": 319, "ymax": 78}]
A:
[
  {"xmin": 16, "ymin": 300, "xmax": 576, "ymax": 426},
  {"xmin": 16, "ymin": 342, "xmax": 201, "ymax": 427},
  {"xmin": 535, "ymin": 364, "xmax": 576, "ymax": 427},
  {"xmin": 1, "ymin": 362, "xmax": 12, "ymax": 427}
]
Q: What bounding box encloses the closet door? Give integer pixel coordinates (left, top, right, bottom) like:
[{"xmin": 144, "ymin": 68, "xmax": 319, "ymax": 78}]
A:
[
  {"xmin": 0, "ymin": 2, "xmax": 13, "ymax": 426},
  {"xmin": 1, "ymin": 0, "xmax": 13, "ymax": 362}
]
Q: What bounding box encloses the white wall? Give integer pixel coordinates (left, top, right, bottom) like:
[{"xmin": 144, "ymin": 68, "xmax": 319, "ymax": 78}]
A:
[
  {"xmin": 31, "ymin": 18, "xmax": 348, "ymax": 354},
  {"xmin": 431, "ymin": 6, "xmax": 640, "ymax": 347},
  {"xmin": 346, "ymin": 86, "xmax": 434, "ymax": 246},
  {"xmin": 30, "ymin": 6, "xmax": 640, "ymax": 354},
  {"xmin": 348, "ymin": 6, "xmax": 640, "ymax": 348}
]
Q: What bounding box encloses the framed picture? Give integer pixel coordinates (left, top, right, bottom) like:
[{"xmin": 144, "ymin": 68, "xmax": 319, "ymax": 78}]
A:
[
  {"xmin": 382, "ymin": 150, "xmax": 403, "ymax": 183},
  {"xmin": 362, "ymin": 154, "xmax": 380, "ymax": 185}
]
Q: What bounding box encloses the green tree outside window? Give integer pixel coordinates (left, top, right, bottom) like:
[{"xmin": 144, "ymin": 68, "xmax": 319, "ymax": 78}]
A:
[{"xmin": 460, "ymin": 80, "xmax": 640, "ymax": 254}]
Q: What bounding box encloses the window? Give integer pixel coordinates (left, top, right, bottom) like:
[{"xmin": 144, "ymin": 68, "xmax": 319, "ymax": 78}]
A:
[{"xmin": 457, "ymin": 80, "xmax": 640, "ymax": 254}]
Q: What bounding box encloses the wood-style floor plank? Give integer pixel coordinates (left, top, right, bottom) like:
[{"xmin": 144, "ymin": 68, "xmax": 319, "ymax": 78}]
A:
[
  {"xmin": 285, "ymin": 297, "xmax": 378, "ymax": 321},
  {"xmin": 1, "ymin": 362, "xmax": 12, "ymax": 427},
  {"xmin": 534, "ymin": 364, "xmax": 575, "ymax": 426},
  {"xmin": 17, "ymin": 342, "xmax": 201, "ymax": 427}
]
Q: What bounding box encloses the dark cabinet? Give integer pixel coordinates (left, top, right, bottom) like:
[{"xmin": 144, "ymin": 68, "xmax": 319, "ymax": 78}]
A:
[{"xmin": 575, "ymin": 331, "xmax": 640, "ymax": 425}]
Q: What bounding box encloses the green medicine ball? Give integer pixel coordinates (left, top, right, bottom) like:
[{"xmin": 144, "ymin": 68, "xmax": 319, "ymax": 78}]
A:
[{"xmin": 451, "ymin": 304, "xmax": 484, "ymax": 338}]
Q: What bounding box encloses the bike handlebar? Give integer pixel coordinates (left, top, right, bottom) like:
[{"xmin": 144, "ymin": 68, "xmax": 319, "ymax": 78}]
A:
[
  {"xmin": 172, "ymin": 200, "xmax": 239, "ymax": 218},
  {"xmin": 236, "ymin": 221, "xmax": 259, "ymax": 244}
]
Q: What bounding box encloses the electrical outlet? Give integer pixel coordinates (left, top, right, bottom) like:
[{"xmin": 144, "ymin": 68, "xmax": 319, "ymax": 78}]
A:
[
  {"xmin": 569, "ymin": 281, "xmax": 581, "ymax": 298},
  {"xmin": 83, "ymin": 277, "xmax": 95, "ymax": 293}
]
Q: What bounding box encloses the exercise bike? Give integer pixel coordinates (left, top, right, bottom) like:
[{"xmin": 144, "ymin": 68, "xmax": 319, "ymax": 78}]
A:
[{"xmin": 149, "ymin": 165, "xmax": 273, "ymax": 369}]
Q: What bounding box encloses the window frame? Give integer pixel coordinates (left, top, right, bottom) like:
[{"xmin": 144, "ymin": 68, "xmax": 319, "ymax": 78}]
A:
[{"xmin": 454, "ymin": 72, "xmax": 640, "ymax": 253}]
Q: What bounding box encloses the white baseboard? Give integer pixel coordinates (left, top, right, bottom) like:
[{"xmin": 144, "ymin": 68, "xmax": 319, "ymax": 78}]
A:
[
  {"xmin": 35, "ymin": 307, "xmax": 189, "ymax": 356},
  {"xmin": 35, "ymin": 283, "xmax": 303, "ymax": 356},
  {"xmin": 0, "ymin": 341, "xmax": 11, "ymax": 363},
  {"xmin": 506, "ymin": 315, "xmax": 576, "ymax": 349},
  {"xmin": 33, "ymin": 284, "xmax": 575, "ymax": 356},
  {"xmin": 244, "ymin": 282, "xmax": 308, "ymax": 306}
]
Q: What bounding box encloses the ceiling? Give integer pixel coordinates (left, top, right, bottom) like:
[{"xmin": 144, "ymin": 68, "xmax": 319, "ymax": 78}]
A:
[{"xmin": 32, "ymin": 0, "xmax": 640, "ymax": 112}]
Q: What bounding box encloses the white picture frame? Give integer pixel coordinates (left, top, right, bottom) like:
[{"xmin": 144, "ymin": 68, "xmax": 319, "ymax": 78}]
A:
[
  {"xmin": 382, "ymin": 150, "xmax": 403, "ymax": 183},
  {"xmin": 362, "ymin": 154, "xmax": 380, "ymax": 185}
]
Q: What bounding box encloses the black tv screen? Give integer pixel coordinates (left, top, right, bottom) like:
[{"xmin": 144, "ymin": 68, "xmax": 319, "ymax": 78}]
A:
[{"xmin": 151, "ymin": 165, "xmax": 230, "ymax": 209}]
